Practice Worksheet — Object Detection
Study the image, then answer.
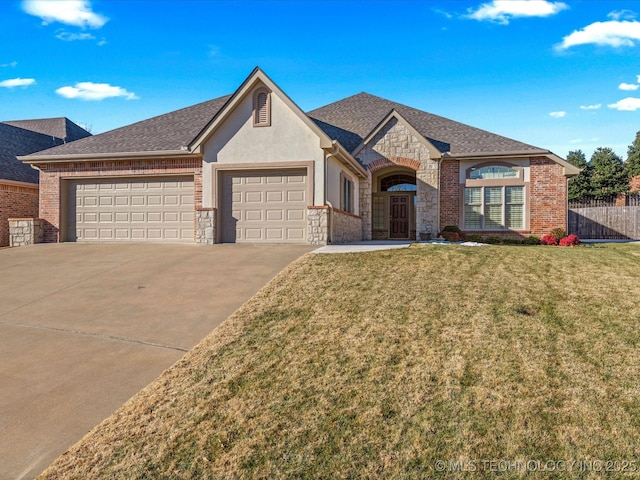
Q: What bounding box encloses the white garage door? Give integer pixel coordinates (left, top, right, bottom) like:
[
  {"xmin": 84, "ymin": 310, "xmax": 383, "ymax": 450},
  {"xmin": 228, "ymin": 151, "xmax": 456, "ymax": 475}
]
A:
[
  {"xmin": 220, "ymin": 170, "xmax": 307, "ymax": 243},
  {"xmin": 67, "ymin": 176, "xmax": 194, "ymax": 242}
]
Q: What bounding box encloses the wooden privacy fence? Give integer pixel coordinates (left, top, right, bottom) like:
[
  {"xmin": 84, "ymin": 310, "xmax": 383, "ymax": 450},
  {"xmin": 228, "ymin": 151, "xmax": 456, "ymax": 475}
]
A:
[{"xmin": 568, "ymin": 206, "xmax": 640, "ymax": 239}]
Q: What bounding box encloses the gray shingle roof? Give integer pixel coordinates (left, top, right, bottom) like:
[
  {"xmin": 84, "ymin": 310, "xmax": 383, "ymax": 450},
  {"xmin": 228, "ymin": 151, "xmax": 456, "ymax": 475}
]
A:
[
  {"xmin": 30, "ymin": 95, "xmax": 232, "ymax": 157},
  {"xmin": 307, "ymin": 92, "xmax": 542, "ymax": 155},
  {"xmin": 0, "ymin": 123, "xmax": 63, "ymax": 183},
  {"xmin": 3, "ymin": 117, "xmax": 91, "ymax": 143}
]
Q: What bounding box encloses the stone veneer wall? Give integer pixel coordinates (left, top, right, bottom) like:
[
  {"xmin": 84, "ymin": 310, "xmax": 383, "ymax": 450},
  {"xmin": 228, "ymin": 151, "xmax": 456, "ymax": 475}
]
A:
[
  {"xmin": 357, "ymin": 118, "xmax": 440, "ymax": 238},
  {"xmin": 1, "ymin": 183, "xmax": 39, "ymax": 247},
  {"xmin": 331, "ymin": 209, "xmax": 362, "ymax": 244},
  {"xmin": 307, "ymin": 206, "xmax": 329, "ymax": 245},
  {"xmin": 359, "ymin": 174, "xmax": 372, "ymax": 240},
  {"xmin": 8, "ymin": 218, "xmax": 43, "ymax": 246},
  {"xmin": 36, "ymin": 157, "xmax": 201, "ymax": 243},
  {"xmin": 195, "ymin": 208, "xmax": 216, "ymax": 245}
]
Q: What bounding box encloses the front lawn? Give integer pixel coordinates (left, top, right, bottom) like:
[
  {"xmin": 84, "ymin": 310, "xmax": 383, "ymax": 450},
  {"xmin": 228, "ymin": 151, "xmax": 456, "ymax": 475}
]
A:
[{"xmin": 40, "ymin": 244, "xmax": 640, "ymax": 479}]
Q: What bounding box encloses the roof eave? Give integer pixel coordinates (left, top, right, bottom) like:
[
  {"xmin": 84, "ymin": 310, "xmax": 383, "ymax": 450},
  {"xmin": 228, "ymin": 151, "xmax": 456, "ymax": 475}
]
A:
[
  {"xmin": 326, "ymin": 141, "xmax": 367, "ymax": 178},
  {"xmin": 19, "ymin": 149, "xmax": 197, "ymax": 164}
]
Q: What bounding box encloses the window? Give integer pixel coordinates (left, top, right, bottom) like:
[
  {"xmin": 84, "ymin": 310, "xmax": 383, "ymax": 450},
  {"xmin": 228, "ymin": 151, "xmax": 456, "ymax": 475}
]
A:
[
  {"xmin": 253, "ymin": 88, "xmax": 271, "ymax": 127},
  {"xmin": 469, "ymin": 165, "xmax": 519, "ymax": 180},
  {"xmin": 341, "ymin": 174, "xmax": 354, "ymax": 213},
  {"xmin": 373, "ymin": 196, "xmax": 385, "ymax": 229},
  {"xmin": 381, "ymin": 174, "xmax": 417, "ymax": 192},
  {"xmin": 464, "ymin": 186, "xmax": 524, "ymax": 230}
]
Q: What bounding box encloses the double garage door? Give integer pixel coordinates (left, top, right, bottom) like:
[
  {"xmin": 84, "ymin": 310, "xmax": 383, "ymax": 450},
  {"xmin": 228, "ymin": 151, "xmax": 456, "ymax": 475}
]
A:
[
  {"xmin": 67, "ymin": 176, "xmax": 194, "ymax": 243},
  {"xmin": 220, "ymin": 170, "xmax": 307, "ymax": 243},
  {"xmin": 67, "ymin": 170, "xmax": 308, "ymax": 244}
]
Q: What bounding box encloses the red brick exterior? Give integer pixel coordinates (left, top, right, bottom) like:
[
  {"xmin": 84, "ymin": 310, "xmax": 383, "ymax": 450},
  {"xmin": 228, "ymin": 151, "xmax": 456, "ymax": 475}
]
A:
[
  {"xmin": 439, "ymin": 158, "xmax": 460, "ymax": 228},
  {"xmin": 630, "ymin": 175, "xmax": 640, "ymax": 193},
  {"xmin": 367, "ymin": 156, "xmax": 421, "ymax": 172},
  {"xmin": 529, "ymin": 156, "xmax": 567, "ymax": 236},
  {"xmin": 0, "ymin": 182, "xmax": 39, "ymax": 246},
  {"xmin": 439, "ymin": 156, "xmax": 568, "ymax": 237},
  {"xmin": 36, "ymin": 156, "xmax": 201, "ymax": 243}
]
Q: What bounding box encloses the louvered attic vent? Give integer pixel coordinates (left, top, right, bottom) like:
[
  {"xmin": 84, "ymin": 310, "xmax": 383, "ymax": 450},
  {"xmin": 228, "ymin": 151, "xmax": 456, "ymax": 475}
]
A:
[{"xmin": 253, "ymin": 88, "xmax": 271, "ymax": 127}]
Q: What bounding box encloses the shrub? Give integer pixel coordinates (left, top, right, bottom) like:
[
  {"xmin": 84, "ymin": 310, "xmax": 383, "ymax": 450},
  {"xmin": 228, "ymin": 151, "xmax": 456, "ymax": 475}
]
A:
[
  {"xmin": 550, "ymin": 228, "xmax": 566, "ymax": 242},
  {"xmin": 465, "ymin": 234, "xmax": 484, "ymax": 243},
  {"xmin": 484, "ymin": 236, "xmax": 503, "ymax": 244},
  {"xmin": 523, "ymin": 235, "xmax": 541, "ymax": 245},
  {"xmin": 559, "ymin": 234, "xmax": 580, "ymax": 246},
  {"xmin": 541, "ymin": 234, "xmax": 558, "ymax": 246},
  {"xmin": 502, "ymin": 237, "xmax": 524, "ymax": 245},
  {"xmin": 441, "ymin": 231, "xmax": 460, "ymax": 242},
  {"xmin": 440, "ymin": 225, "xmax": 465, "ymax": 241}
]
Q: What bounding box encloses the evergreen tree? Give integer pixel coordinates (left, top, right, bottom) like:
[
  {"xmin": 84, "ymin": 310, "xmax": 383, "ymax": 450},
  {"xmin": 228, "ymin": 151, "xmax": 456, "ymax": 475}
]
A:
[
  {"xmin": 590, "ymin": 147, "xmax": 628, "ymax": 199},
  {"xmin": 566, "ymin": 150, "xmax": 591, "ymax": 201},
  {"xmin": 626, "ymin": 131, "xmax": 640, "ymax": 178}
]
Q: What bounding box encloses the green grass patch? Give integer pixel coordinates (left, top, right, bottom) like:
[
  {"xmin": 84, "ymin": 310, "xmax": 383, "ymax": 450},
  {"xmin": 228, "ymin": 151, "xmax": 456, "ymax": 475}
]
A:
[{"xmin": 40, "ymin": 244, "xmax": 640, "ymax": 479}]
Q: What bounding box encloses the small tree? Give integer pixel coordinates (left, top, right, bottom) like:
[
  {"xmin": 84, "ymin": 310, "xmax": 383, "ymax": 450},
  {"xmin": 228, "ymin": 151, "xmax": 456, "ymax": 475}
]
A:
[
  {"xmin": 626, "ymin": 131, "xmax": 640, "ymax": 178},
  {"xmin": 566, "ymin": 150, "xmax": 592, "ymax": 201},
  {"xmin": 590, "ymin": 147, "xmax": 628, "ymax": 199}
]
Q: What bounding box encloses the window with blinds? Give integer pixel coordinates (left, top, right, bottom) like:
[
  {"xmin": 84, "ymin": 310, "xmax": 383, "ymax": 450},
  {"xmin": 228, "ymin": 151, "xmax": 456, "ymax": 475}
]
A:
[
  {"xmin": 464, "ymin": 186, "xmax": 524, "ymax": 230},
  {"xmin": 253, "ymin": 88, "xmax": 271, "ymax": 127}
]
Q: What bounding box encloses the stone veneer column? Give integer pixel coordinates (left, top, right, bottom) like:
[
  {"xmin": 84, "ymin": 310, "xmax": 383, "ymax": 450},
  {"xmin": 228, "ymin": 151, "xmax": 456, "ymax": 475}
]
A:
[
  {"xmin": 416, "ymin": 158, "xmax": 440, "ymax": 239},
  {"xmin": 307, "ymin": 206, "xmax": 329, "ymax": 245},
  {"xmin": 359, "ymin": 173, "xmax": 372, "ymax": 240},
  {"xmin": 8, "ymin": 218, "xmax": 43, "ymax": 246},
  {"xmin": 195, "ymin": 208, "xmax": 216, "ymax": 245}
]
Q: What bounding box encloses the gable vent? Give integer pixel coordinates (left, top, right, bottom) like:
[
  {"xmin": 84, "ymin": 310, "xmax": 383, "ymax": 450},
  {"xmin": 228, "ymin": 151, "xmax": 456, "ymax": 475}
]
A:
[{"xmin": 253, "ymin": 88, "xmax": 271, "ymax": 127}]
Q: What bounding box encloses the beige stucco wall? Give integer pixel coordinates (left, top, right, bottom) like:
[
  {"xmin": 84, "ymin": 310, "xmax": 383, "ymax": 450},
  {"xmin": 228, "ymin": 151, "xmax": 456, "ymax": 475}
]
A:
[
  {"xmin": 327, "ymin": 156, "xmax": 359, "ymax": 216},
  {"xmin": 201, "ymin": 86, "xmax": 326, "ymax": 207}
]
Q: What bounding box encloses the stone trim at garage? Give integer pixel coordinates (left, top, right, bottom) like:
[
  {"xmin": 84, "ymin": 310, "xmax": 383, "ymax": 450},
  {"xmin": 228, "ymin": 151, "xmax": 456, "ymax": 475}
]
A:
[
  {"xmin": 8, "ymin": 218, "xmax": 43, "ymax": 246},
  {"xmin": 36, "ymin": 156, "xmax": 201, "ymax": 243},
  {"xmin": 195, "ymin": 208, "xmax": 216, "ymax": 245},
  {"xmin": 307, "ymin": 206, "xmax": 329, "ymax": 245}
]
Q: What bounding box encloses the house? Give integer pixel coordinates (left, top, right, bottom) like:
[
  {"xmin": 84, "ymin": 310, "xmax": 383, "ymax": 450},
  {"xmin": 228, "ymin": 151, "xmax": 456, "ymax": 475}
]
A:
[
  {"xmin": 20, "ymin": 68, "xmax": 579, "ymax": 245},
  {"xmin": 0, "ymin": 118, "xmax": 91, "ymax": 246}
]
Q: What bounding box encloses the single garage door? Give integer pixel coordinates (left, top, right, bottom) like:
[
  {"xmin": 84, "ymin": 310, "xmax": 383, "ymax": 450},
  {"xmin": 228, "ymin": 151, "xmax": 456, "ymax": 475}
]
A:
[
  {"xmin": 67, "ymin": 176, "xmax": 194, "ymax": 242},
  {"xmin": 220, "ymin": 170, "xmax": 307, "ymax": 243}
]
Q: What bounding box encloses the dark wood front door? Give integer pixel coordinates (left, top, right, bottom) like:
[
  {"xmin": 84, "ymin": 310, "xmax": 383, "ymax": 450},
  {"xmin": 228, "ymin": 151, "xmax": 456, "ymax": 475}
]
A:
[{"xmin": 390, "ymin": 195, "xmax": 409, "ymax": 239}]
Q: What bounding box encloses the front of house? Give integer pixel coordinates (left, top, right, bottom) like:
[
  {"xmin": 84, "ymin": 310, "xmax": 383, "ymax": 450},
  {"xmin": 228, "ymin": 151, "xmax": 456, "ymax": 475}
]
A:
[{"xmin": 21, "ymin": 68, "xmax": 579, "ymax": 245}]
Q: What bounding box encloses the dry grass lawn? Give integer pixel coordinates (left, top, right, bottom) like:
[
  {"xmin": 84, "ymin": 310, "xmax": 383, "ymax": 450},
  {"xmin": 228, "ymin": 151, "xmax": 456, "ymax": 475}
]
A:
[{"xmin": 40, "ymin": 244, "xmax": 640, "ymax": 479}]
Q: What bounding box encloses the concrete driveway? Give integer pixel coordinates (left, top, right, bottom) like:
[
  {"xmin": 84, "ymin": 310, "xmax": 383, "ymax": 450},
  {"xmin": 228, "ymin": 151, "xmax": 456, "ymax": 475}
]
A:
[{"xmin": 0, "ymin": 243, "xmax": 312, "ymax": 480}]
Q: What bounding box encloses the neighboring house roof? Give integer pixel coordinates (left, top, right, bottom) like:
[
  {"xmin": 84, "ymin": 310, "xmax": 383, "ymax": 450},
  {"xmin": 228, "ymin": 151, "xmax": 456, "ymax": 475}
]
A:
[
  {"xmin": 1, "ymin": 118, "xmax": 92, "ymax": 184},
  {"xmin": 307, "ymin": 92, "xmax": 542, "ymax": 156},
  {"xmin": 3, "ymin": 117, "xmax": 91, "ymax": 143},
  {"xmin": 27, "ymin": 96, "xmax": 231, "ymax": 157}
]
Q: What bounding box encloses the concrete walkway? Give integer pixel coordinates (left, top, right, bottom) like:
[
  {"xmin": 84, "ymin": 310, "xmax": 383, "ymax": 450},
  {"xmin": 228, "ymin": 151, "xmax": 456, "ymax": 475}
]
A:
[
  {"xmin": 0, "ymin": 243, "xmax": 312, "ymax": 480},
  {"xmin": 312, "ymin": 240, "xmax": 413, "ymax": 253}
]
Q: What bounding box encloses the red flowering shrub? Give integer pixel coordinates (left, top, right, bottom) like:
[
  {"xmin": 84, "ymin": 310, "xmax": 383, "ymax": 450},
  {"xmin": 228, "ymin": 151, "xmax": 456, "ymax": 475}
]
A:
[
  {"xmin": 559, "ymin": 234, "xmax": 580, "ymax": 246},
  {"xmin": 540, "ymin": 234, "xmax": 558, "ymax": 246}
]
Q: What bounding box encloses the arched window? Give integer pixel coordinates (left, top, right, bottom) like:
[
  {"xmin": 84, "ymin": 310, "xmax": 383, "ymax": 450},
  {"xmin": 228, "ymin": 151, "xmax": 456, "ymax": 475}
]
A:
[
  {"xmin": 253, "ymin": 88, "xmax": 271, "ymax": 127},
  {"xmin": 468, "ymin": 165, "xmax": 519, "ymax": 180},
  {"xmin": 380, "ymin": 174, "xmax": 417, "ymax": 192}
]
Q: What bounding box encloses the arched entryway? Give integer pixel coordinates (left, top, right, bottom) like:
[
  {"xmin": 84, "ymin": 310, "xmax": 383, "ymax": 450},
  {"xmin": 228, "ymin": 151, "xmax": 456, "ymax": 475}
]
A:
[{"xmin": 371, "ymin": 168, "xmax": 417, "ymax": 240}]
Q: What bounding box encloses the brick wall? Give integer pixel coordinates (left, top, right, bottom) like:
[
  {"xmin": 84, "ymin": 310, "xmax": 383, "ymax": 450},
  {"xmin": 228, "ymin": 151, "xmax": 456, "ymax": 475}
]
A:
[
  {"xmin": 36, "ymin": 156, "xmax": 201, "ymax": 243},
  {"xmin": 439, "ymin": 158, "xmax": 460, "ymax": 229},
  {"xmin": 529, "ymin": 156, "xmax": 567, "ymax": 236},
  {"xmin": 0, "ymin": 183, "xmax": 39, "ymax": 246}
]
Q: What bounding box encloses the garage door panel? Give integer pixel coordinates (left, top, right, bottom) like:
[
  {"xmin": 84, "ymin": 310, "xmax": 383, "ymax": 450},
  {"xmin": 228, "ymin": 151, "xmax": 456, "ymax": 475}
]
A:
[
  {"xmin": 68, "ymin": 176, "xmax": 194, "ymax": 243},
  {"xmin": 221, "ymin": 170, "xmax": 307, "ymax": 244}
]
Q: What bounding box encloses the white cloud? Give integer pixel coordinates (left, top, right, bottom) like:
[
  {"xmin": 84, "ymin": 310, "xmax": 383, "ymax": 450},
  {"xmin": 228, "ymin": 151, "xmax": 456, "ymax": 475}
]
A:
[
  {"xmin": 56, "ymin": 30, "xmax": 95, "ymax": 41},
  {"xmin": 569, "ymin": 138, "xmax": 583, "ymax": 144},
  {"xmin": 637, "ymin": 74, "xmax": 640, "ymax": 83},
  {"xmin": 56, "ymin": 82, "xmax": 139, "ymax": 101},
  {"xmin": 619, "ymin": 83, "xmax": 639, "ymax": 91},
  {"xmin": 580, "ymin": 104, "xmax": 602, "ymax": 110},
  {"xmin": 557, "ymin": 19, "xmax": 640, "ymax": 50},
  {"xmin": 1, "ymin": 61, "xmax": 17, "ymax": 68},
  {"xmin": 608, "ymin": 10, "xmax": 637, "ymax": 21},
  {"xmin": 466, "ymin": 0, "xmax": 568, "ymax": 25},
  {"xmin": 0, "ymin": 77, "xmax": 36, "ymax": 88},
  {"xmin": 608, "ymin": 97, "xmax": 640, "ymax": 111},
  {"xmin": 549, "ymin": 111, "xmax": 566, "ymax": 118},
  {"xmin": 22, "ymin": 0, "xmax": 107, "ymax": 28}
]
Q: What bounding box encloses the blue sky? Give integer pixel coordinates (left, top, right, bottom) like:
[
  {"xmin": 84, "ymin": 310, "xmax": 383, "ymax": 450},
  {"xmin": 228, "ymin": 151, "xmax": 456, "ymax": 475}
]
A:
[{"xmin": 1, "ymin": 0, "xmax": 640, "ymax": 160}]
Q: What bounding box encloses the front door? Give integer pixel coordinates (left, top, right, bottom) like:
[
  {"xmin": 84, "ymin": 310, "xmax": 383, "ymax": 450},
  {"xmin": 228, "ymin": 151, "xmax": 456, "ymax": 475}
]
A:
[{"xmin": 389, "ymin": 195, "xmax": 409, "ymax": 239}]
